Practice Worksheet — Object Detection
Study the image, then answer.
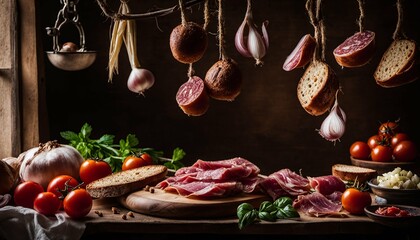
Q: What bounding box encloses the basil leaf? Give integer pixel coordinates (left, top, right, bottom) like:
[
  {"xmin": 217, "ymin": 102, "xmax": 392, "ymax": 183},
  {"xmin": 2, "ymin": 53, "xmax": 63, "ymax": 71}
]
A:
[
  {"xmin": 237, "ymin": 203, "xmax": 254, "ymax": 219},
  {"xmin": 258, "ymin": 211, "xmax": 276, "ymax": 222},
  {"xmin": 259, "ymin": 201, "xmax": 276, "ymax": 213},
  {"xmin": 273, "ymin": 197, "xmax": 293, "ymax": 208},
  {"xmin": 283, "ymin": 204, "xmax": 300, "ymax": 218},
  {"xmin": 238, "ymin": 209, "xmax": 258, "ymax": 230}
]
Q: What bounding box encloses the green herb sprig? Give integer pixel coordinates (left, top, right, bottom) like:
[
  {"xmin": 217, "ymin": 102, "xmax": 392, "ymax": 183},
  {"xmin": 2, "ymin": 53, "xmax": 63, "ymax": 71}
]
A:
[
  {"xmin": 237, "ymin": 197, "xmax": 300, "ymax": 230},
  {"xmin": 60, "ymin": 123, "xmax": 185, "ymax": 172}
]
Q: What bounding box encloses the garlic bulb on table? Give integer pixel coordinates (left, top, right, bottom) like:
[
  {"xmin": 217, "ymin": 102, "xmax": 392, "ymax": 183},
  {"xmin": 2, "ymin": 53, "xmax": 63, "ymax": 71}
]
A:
[{"xmin": 19, "ymin": 140, "xmax": 84, "ymax": 189}]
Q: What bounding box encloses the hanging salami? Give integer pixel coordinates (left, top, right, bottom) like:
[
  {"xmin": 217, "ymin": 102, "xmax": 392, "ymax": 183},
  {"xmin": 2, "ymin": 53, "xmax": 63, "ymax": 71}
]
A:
[{"xmin": 333, "ymin": 0, "xmax": 376, "ymax": 68}]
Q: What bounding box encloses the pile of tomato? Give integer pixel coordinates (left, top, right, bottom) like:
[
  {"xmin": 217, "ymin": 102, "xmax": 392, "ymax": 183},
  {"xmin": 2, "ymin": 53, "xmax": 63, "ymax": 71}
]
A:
[
  {"xmin": 349, "ymin": 120, "xmax": 418, "ymax": 162},
  {"xmin": 12, "ymin": 153, "xmax": 154, "ymax": 218}
]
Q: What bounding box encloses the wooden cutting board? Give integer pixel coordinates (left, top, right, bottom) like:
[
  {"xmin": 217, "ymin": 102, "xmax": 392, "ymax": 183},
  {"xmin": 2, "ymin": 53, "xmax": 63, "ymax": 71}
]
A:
[{"xmin": 119, "ymin": 188, "xmax": 269, "ymax": 219}]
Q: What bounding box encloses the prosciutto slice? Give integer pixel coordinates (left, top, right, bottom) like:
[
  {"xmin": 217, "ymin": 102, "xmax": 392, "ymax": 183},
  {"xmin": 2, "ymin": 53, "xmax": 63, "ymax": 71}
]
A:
[
  {"xmin": 156, "ymin": 157, "xmax": 261, "ymax": 199},
  {"xmin": 308, "ymin": 175, "xmax": 346, "ymax": 195},
  {"xmin": 292, "ymin": 192, "xmax": 343, "ymax": 217},
  {"xmin": 258, "ymin": 168, "xmax": 310, "ymax": 200}
]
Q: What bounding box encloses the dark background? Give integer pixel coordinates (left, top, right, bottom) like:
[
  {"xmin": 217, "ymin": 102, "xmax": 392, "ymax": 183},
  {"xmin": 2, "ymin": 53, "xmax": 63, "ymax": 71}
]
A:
[{"xmin": 38, "ymin": 0, "xmax": 420, "ymax": 177}]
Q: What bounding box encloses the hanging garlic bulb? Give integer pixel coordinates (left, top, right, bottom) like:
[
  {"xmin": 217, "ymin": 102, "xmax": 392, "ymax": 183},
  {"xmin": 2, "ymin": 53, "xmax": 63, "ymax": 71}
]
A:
[
  {"xmin": 317, "ymin": 90, "xmax": 346, "ymax": 143},
  {"xmin": 235, "ymin": 0, "xmax": 269, "ymax": 66}
]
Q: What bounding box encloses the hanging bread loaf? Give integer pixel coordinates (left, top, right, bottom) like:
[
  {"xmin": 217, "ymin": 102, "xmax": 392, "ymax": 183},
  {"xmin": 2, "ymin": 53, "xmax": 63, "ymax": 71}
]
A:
[
  {"xmin": 374, "ymin": 39, "xmax": 419, "ymax": 88},
  {"xmin": 297, "ymin": 60, "xmax": 339, "ymax": 116}
]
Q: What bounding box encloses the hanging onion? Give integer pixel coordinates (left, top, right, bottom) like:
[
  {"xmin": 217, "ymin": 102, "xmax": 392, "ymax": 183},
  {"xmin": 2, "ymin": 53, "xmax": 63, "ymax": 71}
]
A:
[
  {"xmin": 19, "ymin": 141, "xmax": 84, "ymax": 189},
  {"xmin": 317, "ymin": 90, "xmax": 346, "ymax": 143},
  {"xmin": 235, "ymin": 0, "xmax": 269, "ymax": 66}
]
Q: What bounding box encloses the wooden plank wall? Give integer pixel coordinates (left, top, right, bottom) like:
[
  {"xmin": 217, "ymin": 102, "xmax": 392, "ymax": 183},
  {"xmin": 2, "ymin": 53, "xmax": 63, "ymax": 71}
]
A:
[
  {"xmin": 18, "ymin": 0, "xmax": 48, "ymax": 152},
  {"xmin": 0, "ymin": 0, "xmax": 20, "ymax": 159},
  {"xmin": 0, "ymin": 0, "xmax": 45, "ymax": 159}
]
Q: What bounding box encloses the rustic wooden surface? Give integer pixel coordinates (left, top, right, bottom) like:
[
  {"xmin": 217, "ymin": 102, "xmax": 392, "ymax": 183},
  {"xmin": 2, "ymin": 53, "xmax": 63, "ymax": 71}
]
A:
[
  {"xmin": 120, "ymin": 188, "xmax": 269, "ymax": 219},
  {"xmin": 82, "ymin": 196, "xmax": 416, "ymax": 238}
]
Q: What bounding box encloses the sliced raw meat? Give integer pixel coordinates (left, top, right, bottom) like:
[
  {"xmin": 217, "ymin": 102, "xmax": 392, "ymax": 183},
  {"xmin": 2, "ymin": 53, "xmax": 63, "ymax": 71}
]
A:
[
  {"xmin": 292, "ymin": 192, "xmax": 343, "ymax": 217},
  {"xmin": 156, "ymin": 157, "xmax": 262, "ymax": 199},
  {"xmin": 333, "ymin": 30, "xmax": 376, "ymax": 68},
  {"xmin": 283, "ymin": 34, "xmax": 316, "ymax": 71},
  {"xmin": 259, "ymin": 168, "xmax": 310, "ymax": 200},
  {"xmin": 164, "ymin": 181, "xmax": 242, "ymax": 199},
  {"xmin": 308, "ymin": 175, "xmax": 346, "ymax": 195},
  {"xmin": 176, "ymin": 76, "xmax": 209, "ymax": 116},
  {"xmin": 325, "ymin": 191, "xmax": 343, "ymax": 203}
]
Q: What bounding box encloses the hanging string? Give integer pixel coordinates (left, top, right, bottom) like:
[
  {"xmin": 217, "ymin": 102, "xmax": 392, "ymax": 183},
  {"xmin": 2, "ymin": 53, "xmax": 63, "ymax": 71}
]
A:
[
  {"xmin": 203, "ymin": 0, "xmax": 210, "ymax": 31},
  {"xmin": 187, "ymin": 63, "xmax": 195, "ymax": 78},
  {"xmin": 357, "ymin": 0, "xmax": 365, "ymax": 32},
  {"xmin": 179, "ymin": 0, "xmax": 187, "ymax": 26},
  {"xmin": 393, "ymin": 0, "xmax": 406, "ymax": 40},
  {"xmin": 218, "ymin": 0, "xmax": 226, "ymax": 60},
  {"xmin": 317, "ymin": 0, "xmax": 326, "ymax": 61},
  {"xmin": 306, "ymin": 0, "xmax": 325, "ymax": 62}
]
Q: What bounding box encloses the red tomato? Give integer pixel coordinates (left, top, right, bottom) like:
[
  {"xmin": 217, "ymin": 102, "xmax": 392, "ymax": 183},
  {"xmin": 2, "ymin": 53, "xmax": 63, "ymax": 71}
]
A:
[
  {"xmin": 393, "ymin": 140, "xmax": 417, "ymax": 162},
  {"xmin": 63, "ymin": 189, "xmax": 92, "ymax": 219},
  {"xmin": 13, "ymin": 181, "xmax": 44, "ymax": 209},
  {"xmin": 341, "ymin": 188, "xmax": 372, "ymax": 215},
  {"xmin": 367, "ymin": 135, "xmax": 383, "ymax": 149},
  {"xmin": 140, "ymin": 153, "xmax": 154, "ymax": 165},
  {"xmin": 79, "ymin": 159, "xmax": 112, "ymax": 185},
  {"xmin": 378, "ymin": 121, "xmax": 400, "ymax": 140},
  {"xmin": 47, "ymin": 175, "xmax": 80, "ymax": 199},
  {"xmin": 391, "ymin": 133, "xmax": 410, "ymax": 148},
  {"xmin": 122, "ymin": 154, "xmax": 153, "ymax": 171},
  {"xmin": 371, "ymin": 145, "xmax": 393, "ymax": 162},
  {"xmin": 350, "ymin": 141, "xmax": 371, "ymax": 159},
  {"xmin": 33, "ymin": 192, "xmax": 61, "ymax": 216}
]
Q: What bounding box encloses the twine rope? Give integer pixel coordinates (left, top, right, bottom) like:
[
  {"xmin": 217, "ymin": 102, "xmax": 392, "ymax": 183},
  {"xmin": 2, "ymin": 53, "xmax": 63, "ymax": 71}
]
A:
[
  {"xmin": 306, "ymin": 0, "xmax": 326, "ymax": 62},
  {"xmin": 357, "ymin": 0, "xmax": 365, "ymax": 32}
]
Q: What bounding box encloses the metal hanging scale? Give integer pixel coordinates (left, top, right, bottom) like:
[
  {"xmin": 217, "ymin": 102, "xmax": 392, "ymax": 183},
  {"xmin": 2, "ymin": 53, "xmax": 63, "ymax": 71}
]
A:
[{"xmin": 46, "ymin": 0, "xmax": 96, "ymax": 71}]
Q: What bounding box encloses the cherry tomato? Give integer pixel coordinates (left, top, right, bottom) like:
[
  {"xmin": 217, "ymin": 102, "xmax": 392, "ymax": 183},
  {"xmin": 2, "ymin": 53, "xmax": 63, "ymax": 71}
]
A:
[
  {"xmin": 33, "ymin": 192, "xmax": 61, "ymax": 216},
  {"xmin": 350, "ymin": 141, "xmax": 371, "ymax": 159},
  {"xmin": 13, "ymin": 181, "xmax": 44, "ymax": 209},
  {"xmin": 140, "ymin": 153, "xmax": 154, "ymax": 165},
  {"xmin": 378, "ymin": 121, "xmax": 400, "ymax": 140},
  {"xmin": 391, "ymin": 133, "xmax": 410, "ymax": 148},
  {"xmin": 341, "ymin": 188, "xmax": 372, "ymax": 215},
  {"xmin": 79, "ymin": 159, "xmax": 112, "ymax": 185},
  {"xmin": 371, "ymin": 145, "xmax": 393, "ymax": 162},
  {"xmin": 63, "ymin": 188, "xmax": 92, "ymax": 219},
  {"xmin": 367, "ymin": 135, "xmax": 383, "ymax": 149},
  {"xmin": 47, "ymin": 175, "xmax": 80, "ymax": 199},
  {"xmin": 122, "ymin": 154, "xmax": 153, "ymax": 171},
  {"xmin": 393, "ymin": 140, "xmax": 417, "ymax": 162}
]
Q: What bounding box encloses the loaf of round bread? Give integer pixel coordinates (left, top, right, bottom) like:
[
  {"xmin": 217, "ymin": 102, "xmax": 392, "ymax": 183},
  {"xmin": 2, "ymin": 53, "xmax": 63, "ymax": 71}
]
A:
[
  {"xmin": 86, "ymin": 165, "xmax": 168, "ymax": 198},
  {"xmin": 332, "ymin": 164, "xmax": 377, "ymax": 183},
  {"xmin": 297, "ymin": 60, "xmax": 339, "ymax": 116}
]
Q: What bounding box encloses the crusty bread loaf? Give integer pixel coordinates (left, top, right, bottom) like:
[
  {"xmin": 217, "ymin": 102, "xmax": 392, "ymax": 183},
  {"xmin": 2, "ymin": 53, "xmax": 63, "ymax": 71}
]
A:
[
  {"xmin": 374, "ymin": 39, "xmax": 418, "ymax": 87},
  {"xmin": 297, "ymin": 60, "xmax": 339, "ymax": 116},
  {"xmin": 86, "ymin": 165, "xmax": 167, "ymax": 198},
  {"xmin": 332, "ymin": 164, "xmax": 377, "ymax": 183}
]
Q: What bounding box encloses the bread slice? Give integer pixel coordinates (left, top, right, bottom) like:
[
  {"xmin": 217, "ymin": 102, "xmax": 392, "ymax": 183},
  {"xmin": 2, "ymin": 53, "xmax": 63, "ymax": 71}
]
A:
[
  {"xmin": 374, "ymin": 39, "xmax": 418, "ymax": 87},
  {"xmin": 297, "ymin": 60, "xmax": 339, "ymax": 116},
  {"xmin": 332, "ymin": 164, "xmax": 377, "ymax": 183},
  {"xmin": 86, "ymin": 165, "xmax": 167, "ymax": 198},
  {"xmin": 376, "ymin": 58, "xmax": 419, "ymax": 88}
]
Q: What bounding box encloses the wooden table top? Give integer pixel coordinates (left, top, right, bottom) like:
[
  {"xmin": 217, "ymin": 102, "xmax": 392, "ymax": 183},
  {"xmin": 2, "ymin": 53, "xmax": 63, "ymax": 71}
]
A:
[{"xmin": 81, "ymin": 197, "xmax": 415, "ymax": 238}]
